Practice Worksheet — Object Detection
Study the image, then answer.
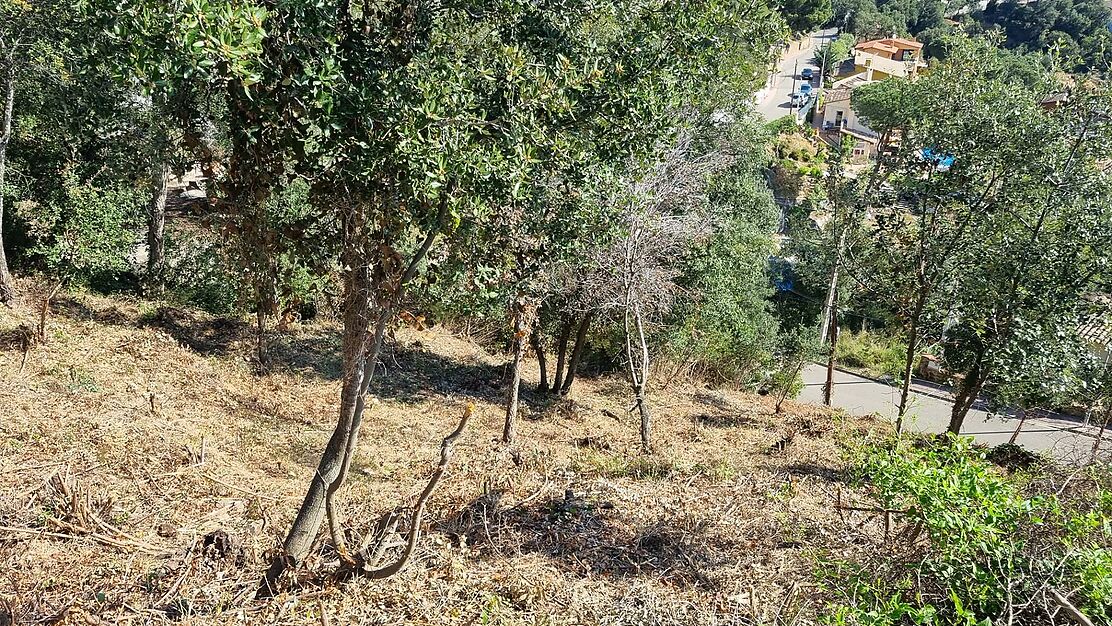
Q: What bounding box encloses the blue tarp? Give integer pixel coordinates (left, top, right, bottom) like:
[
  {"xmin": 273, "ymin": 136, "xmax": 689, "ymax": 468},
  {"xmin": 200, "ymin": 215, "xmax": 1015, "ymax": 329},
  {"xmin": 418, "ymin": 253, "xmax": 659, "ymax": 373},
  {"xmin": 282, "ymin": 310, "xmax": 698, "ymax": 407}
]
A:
[{"xmin": 919, "ymin": 148, "xmax": 955, "ymax": 169}]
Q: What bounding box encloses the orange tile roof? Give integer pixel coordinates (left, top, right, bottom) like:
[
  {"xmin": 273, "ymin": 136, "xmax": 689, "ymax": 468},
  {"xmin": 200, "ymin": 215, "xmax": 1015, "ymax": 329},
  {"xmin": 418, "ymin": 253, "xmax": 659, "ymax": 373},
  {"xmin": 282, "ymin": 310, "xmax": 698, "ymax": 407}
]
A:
[
  {"xmin": 858, "ymin": 41, "xmax": 898, "ymax": 54},
  {"xmin": 856, "ymin": 37, "xmax": 923, "ymax": 53},
  {"xmin": 886, "ymin": 37, "xmax": 924, "ymax": 50}
]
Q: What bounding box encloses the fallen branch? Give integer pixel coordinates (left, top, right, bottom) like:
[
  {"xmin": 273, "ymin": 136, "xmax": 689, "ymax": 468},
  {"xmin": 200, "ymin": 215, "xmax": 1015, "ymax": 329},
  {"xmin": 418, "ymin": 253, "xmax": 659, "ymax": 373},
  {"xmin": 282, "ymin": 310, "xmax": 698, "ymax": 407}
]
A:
[
  {"xmin": 835, "ymin": 503, "xmax": 913, "ymax": 515},
  {"xmin": 199, "ymin": 472, "xmax": 279, "ymax": 501},
  {"xmin": 1050, "ymin": 588, "xmax": 1095, "ymax": 626}
]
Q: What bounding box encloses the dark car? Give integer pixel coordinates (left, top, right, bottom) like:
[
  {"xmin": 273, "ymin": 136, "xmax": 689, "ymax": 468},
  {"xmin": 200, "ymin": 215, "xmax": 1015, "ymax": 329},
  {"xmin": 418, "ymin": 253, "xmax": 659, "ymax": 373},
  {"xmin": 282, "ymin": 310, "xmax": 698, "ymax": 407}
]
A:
[{"xmin": 801, "ymin": 67, "xmax": 814, "ymax": 81}]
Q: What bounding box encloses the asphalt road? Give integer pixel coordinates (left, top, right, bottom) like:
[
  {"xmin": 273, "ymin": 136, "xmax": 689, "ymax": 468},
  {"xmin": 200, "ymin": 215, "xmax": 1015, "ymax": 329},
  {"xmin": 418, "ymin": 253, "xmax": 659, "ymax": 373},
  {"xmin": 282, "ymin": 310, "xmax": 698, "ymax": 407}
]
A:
[
  {"xmin": 756, "ymin": 28, "xmax": 839, "ymax": 122},
  {"xmin": 798, "ymin": 364, "xmax": 1111, "ymax": 462}
]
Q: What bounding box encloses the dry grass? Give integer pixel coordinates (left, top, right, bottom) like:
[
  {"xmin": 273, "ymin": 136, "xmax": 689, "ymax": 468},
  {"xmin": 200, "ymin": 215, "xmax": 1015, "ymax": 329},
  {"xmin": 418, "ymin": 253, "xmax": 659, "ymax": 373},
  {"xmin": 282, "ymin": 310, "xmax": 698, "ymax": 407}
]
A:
[{"xmin": 0, "ymin": 282, "xmax": 891, "ymax": 625}]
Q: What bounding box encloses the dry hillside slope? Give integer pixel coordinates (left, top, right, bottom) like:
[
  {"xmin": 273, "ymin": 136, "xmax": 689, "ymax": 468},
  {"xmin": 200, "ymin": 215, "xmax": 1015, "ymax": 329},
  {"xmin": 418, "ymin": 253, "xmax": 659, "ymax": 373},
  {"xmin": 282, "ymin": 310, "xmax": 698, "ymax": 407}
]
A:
[{"xmin": 0, "ymin": 285, "xmax": 891, "ymax": 625}]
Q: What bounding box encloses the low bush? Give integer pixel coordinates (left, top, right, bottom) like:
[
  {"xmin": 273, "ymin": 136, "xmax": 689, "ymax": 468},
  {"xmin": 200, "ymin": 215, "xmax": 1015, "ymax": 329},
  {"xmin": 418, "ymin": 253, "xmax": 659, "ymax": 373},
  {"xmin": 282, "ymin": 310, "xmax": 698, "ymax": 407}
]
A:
[
  {"xmin": 822, "ymin": 435, "xmax": 1112, "ymax": 624},
  {"xmin": 162, "ymin": 232, "xmax": 246, "ymax": 316},
  {"xmin": 836, "ymin": 330, "xmax": 907, "ymax": 380}
]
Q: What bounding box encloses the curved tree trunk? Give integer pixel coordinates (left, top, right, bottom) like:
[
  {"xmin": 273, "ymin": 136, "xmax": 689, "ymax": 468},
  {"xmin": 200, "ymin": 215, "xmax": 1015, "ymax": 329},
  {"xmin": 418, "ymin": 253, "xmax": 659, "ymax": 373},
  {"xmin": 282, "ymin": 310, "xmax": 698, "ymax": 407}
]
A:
[
  {"xmin": 260, "ymin": 255, "xmax": 379, "ymax": 595},
  {"xmin": 948, "ymin": 356, "xmax": 987, "ymax": 435},
  {"xmin": 560, "ymin": 312, "xmax": 593, "ymax": 394},
  {"xmin": 530, "ymin": 326, "xmax": 548, "ymax": 392},
  {"xmin": 260, "ymin": 194, "xmax": 449, "ymax": 596},
  {"xmin": 0, "ymin": 71, "xmax": 16, "ymax": 305},
  {"xmin": 145, "ymin": 162, "xmax": 171, "ymax": 294},
  {"xmin": 502, "ymin": 299, "xmax": 528, "ymax": 444},
  {"xmin": 551, "ymin": 317, "xmax": 572, "ymax": 395}
]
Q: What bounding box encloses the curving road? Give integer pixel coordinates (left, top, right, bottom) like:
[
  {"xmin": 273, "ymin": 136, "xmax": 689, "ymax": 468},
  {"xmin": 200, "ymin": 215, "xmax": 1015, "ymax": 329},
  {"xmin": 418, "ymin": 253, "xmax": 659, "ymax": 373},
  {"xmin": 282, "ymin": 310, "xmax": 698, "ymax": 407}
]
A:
[
  {"xmin": 756, "ymin": 28, "xmax": 839, "ymax": 122},
  {"xmin": 798, "ymin": 364, "xmax": 1111, "ymax": 462}
]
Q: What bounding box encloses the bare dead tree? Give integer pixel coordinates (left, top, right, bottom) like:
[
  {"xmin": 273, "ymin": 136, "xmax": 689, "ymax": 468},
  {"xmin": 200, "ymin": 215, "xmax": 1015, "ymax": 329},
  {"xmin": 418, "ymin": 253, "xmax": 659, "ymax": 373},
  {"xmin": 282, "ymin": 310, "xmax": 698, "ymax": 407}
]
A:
[{"xmin": 578, "ymin": 134, "xmax": 727, "ymax": 452}]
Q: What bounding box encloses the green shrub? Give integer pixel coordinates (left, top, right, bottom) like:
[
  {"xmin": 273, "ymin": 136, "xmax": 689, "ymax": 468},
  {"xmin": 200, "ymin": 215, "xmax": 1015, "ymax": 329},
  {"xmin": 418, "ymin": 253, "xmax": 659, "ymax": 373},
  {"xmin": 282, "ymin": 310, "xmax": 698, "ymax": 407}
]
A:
[
  {"xmin": 824, "ymin": 436, "xmax": 1112, "ymax": 624},
  {"xmin": 662, "ymin": 219, "xmax": 779, "ymax": 385},
  {"xmin": 766, "ymin": 115, "xmax": 801, "ymax": 135},
  {"xmin": 17, "ymin": 178, "xmax": 143, "ymax": 285},
  {"xmin": 162, "ymin": 232, "xmax": 246, "ymax": 315},
  {"xmin": 835, "ymin": 330, "xmax": 907, "ymax": 379}
]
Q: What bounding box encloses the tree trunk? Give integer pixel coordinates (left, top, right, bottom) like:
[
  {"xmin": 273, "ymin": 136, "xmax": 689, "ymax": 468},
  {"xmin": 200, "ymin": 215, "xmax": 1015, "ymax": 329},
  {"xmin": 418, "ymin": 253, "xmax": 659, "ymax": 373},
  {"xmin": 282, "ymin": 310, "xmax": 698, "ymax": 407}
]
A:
[
  {"xmin": 1091, "ymin": 409, "xmax": 1108, "ymax": 464},
  {"xmin": 1008, "ymin": 408, "xmax": 1027, "ymax": 445},
  {"xmin": 255, "ymin": 305, "xmax": 268, "ymax": 367},
  {"xmin": 145, "ymin": 162, "xmax": 171, "ymax": 293},
  {"xmin": 819, "ymin": 229, "xmax": 847, "ymax": 347},
  {"xmin": 776, "ymin": 357, "xmax": 807, "ymax": 414},
  {"xmin": 948, "ymin": 356, "xmax": 987, "ymax": 434},
  {"xmin": 823, "ymin": 296, "xmax": 839, "ymax": 406},
  {"xmin": 530, "ymin": 326, "xmax": 548, "ymax": 392},
  {"xmin": 0, "ymin": 71, "xmax": 16, "ymax": 305},
  {"xmin": 895, "ymin": 317, "xmax": 921, "ymax": 433},
  {"xmin": 261, "ymin": 193, "xmax": 450, "ymax": 596},
  {"xmin": 632, "ymin": 306, "xmax": 652, "ymax": 453},
  {"xmin": 637, "ymin": 390, "xmax": 652, "ymax": 453},
  {"xmin": 560, "ymin": 312, "xmax": 593, "ymax": 394},
  {"xmin": 551, "ymin": 317, "xmax": 572, "ymax": 394},
  {"xmin": 37, "ymin": 281, "xmax": 62, "ymax": 341},
  {"xmin": 502, "ymin": 300, "xmax": 528, "ymax": 444},
  {"xmin": 260, "ymin": 255, "xmax": 380, "ymax": 595}
]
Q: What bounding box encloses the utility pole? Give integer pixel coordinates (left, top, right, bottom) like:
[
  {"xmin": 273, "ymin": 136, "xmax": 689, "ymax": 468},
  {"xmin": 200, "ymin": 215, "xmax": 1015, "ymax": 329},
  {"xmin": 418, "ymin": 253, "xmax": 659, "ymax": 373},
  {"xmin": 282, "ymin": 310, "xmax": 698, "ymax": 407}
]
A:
[
  {"xmin": 819, "ymin": 40, "xmax": 830, "ymax": 83},
  {"xmin": 790, "ymin": 58, "xmax": 798, "ymax": 116}
]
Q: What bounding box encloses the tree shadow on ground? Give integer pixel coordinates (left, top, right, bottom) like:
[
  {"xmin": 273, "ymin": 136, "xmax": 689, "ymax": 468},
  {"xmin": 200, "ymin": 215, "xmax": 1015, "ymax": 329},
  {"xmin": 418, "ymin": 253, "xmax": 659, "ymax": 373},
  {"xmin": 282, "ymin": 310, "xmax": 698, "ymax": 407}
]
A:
[
  {"xmin": 771, "ymin": 462, "xmax": 847, "ymax": 483},
  {"xmin": 139, "ymin": 306, "xmax": 254, "ymax": 357},
  {"xmin": 689, "ymin": 390, "xmax": 741, "ymax": 413},
  {"xmin": 0, "ymin": 325, "xmax": 33, "ymax": 353},
  {"xmin": 268, "ymin": 332, "xmax": 343, "ymax": 380},
  {"xmin": 50, "ymin": 295, "xmax": 136, "ymax": 327},
  {"xmin": 439, "ymin": 490, "xmax": 729, "ymax": 589},
  {"xmin": 367, "ymin": 342, "xmax": 507, "ymax": 404},
  {"xmin": 693, "ymin": 412, "xmax": 761, "ymax": 429}
]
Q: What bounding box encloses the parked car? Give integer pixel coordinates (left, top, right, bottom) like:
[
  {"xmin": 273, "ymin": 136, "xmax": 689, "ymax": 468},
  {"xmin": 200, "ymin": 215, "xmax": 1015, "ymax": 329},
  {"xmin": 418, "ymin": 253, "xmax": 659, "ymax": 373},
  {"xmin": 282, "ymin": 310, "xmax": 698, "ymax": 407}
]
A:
[
  {"xmin": 801, "ymin": 68, "xmax": 814, "ymax": 81},
  {"xmin": 799, "ymin": 84, "xmax": 813, "ymax": 97}
]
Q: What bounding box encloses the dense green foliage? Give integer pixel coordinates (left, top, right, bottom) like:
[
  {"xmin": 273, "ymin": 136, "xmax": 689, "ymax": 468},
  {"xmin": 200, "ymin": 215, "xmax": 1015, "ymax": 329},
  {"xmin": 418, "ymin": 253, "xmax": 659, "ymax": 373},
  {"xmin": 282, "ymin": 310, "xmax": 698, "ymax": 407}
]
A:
[
  {"xmin": 19, "ymin": 180, "xmax": 143, "ymax": 285},
  {"xmin": 824, "ymin": 436, "xmax": 1112, "ymax": 624},
  {"xmin": 832, "ymin": 0, "xmax": 946, "ymax": 39},
  {"xmin": 781, "ymin": 0, "xmax": 834, "ymax": 33},
  {"xmin": 972, "ymin": 0, "xmax": 1112, "ymax": 69}
]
